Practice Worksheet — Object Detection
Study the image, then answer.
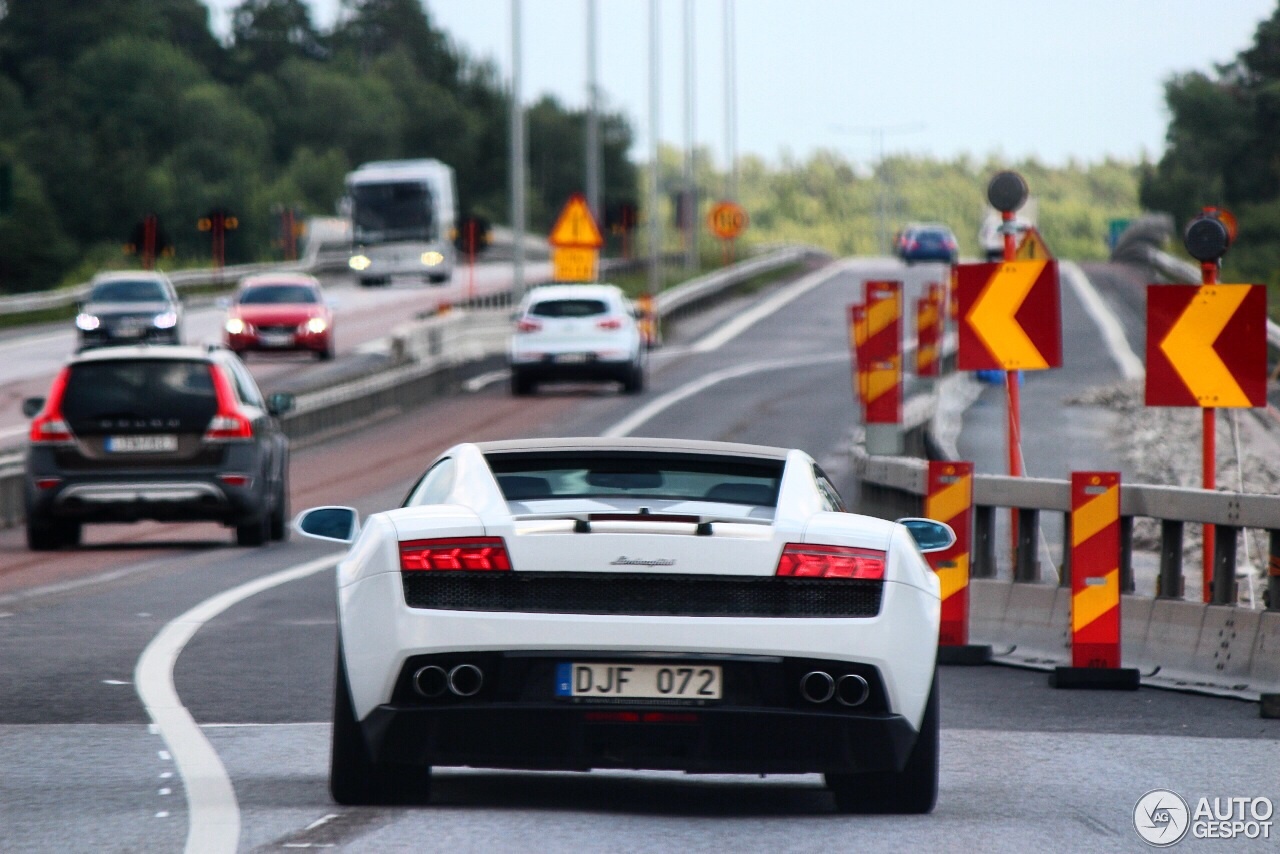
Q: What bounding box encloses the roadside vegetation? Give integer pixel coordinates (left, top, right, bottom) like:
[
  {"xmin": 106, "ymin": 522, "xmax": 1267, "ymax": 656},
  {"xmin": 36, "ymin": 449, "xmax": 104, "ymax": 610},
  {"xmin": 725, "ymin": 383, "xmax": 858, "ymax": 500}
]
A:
[{"xmin": 1139, "ymin": 3, "xmax": 1280, "ymax": 289}]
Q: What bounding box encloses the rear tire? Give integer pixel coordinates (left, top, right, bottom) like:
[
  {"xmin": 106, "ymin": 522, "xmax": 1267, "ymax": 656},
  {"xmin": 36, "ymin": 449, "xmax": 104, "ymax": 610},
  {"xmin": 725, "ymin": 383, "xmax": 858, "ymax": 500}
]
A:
[
  {"xmin": 269, "ymin": 476, "xmax": 289, "ymax": 542},
  {"xmin": 236, "ymin": 514, "xmax": 269, "ymax": 547},
  {"xmin": 330, "ymin": 644, "xmax": 432, "ymax": 805},
  {"xmin": 826, "ymin": 671, "xmax": 939, "ymax": 814},
  {"xmin": 26, "ymin": 516, "xmax": 65, "ymax": 551},
  {"xmin": 510, "ymin": 370, "xmax": 535, "ymax": 396},
  {"xmin": 621, "ymin": 363, "xmax": 645, "ymax": 395}
]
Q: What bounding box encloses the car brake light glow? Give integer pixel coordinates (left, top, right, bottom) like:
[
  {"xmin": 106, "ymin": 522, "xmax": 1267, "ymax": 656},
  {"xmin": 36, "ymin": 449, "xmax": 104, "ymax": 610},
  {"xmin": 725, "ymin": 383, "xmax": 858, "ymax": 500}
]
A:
[
  {"xmin": 29, "ymin": 367, "xmax": 73, "ymax": 444},
  {"xmin": 217, "ymin": 473, "xmax": 252, "ymax": 487},
  {"xmin": 516, "ymin": 318, "xmax": 542, "ymax": 333},
  {"xmin": 203, "ymin": 365, "xmax": 254, "ymax": 441},
  {"xmin": 596, "ymin": 317, "xmax": 623, "ymax": 330},
  {"xmin": 400, "ymin": 537, "xmax": 512, "ymax": 571},
  {"xmin": 775, "ymin": 543, "xmax": 886, "ymax": 580}
]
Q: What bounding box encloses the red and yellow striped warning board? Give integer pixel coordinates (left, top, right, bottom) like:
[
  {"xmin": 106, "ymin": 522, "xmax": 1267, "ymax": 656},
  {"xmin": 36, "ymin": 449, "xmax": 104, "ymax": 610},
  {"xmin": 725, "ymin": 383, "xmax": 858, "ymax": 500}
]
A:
[
  {"xmin": 848, "ymin": 303, "xmax": 867, "ymax": 413},
  {"xmin": 861, "ymin": 280, "xmax": 901, "ymax": 424},
  {"xmin": 916, "ymin": 287, "xmax": 942, "ymax": 378},
  {"xmin": 926, "ymin": 461, "xmax": 973, "ymax": 646},
  {"xmin": 1070, "ymin": 471, "xmax": 1121, "ymax": 669}
]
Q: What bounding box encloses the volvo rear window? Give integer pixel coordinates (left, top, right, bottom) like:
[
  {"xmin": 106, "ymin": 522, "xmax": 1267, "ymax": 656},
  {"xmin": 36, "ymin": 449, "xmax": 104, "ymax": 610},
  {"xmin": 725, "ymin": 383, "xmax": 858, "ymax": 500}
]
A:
[
  {"xmin": 61, "ymin": 360, "xmax": 216, "ymax": 430},
  {"xmin": 528, "ymin": 299, "xmax": 608, "ymax": 318},
  {"xmin": 486, "ymin": 452, "xmax": 783, "ymax": 506}
]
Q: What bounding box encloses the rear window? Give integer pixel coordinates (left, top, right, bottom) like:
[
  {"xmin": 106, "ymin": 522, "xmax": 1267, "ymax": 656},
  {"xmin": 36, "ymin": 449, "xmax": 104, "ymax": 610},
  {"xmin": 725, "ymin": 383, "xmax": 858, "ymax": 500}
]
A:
[
  {"xmin": 528, "ymin": 299, "xmax": 608, "ymax": 318},
  {"xmin": 61, "ymin": 360, "xmax": 216, "ymax": 430},
  {"xmin": 89, "ymin": 280, "xmax": 168, "ymax": 302},
  {"xmin": 486, "ymin": 452, "xmax": 783, "ymax": 506},
  {"xmin": 238, "ymin": 285, "xmax": 319, "ymax": 305}
]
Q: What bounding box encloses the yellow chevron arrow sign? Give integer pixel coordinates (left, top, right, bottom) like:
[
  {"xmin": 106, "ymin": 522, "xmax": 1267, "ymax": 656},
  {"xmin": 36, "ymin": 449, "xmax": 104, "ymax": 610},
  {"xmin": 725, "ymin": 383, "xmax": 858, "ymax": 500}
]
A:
[
  {"xmin": 966, "ymin": 261, "xmax": 1050, "ymax": 369},
  {"xmin": 1157, "ymin": 286, "xmax": 1251, "ymax": 407}
]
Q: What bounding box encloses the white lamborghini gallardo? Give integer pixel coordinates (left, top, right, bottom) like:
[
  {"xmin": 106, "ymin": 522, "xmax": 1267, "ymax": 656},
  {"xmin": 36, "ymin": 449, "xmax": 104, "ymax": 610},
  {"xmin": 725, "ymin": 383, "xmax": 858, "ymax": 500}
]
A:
[{"xmin": 295, "ymin": 437, "xmax": 951, "ymax": 813}]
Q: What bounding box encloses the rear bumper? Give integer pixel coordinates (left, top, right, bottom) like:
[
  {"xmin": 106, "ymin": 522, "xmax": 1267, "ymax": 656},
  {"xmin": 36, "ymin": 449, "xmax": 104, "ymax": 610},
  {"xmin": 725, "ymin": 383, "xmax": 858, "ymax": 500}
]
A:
[
  {"xmin": 25, "ymin": 472, "xmax": 266, "ymax": 524},
  {"xmin": 509, "ymin": 357, "xmax": 636, "ymax": 383},
  {"xmin": 361, "ymin": 701, "xmax": 916, "ymax": 775}
]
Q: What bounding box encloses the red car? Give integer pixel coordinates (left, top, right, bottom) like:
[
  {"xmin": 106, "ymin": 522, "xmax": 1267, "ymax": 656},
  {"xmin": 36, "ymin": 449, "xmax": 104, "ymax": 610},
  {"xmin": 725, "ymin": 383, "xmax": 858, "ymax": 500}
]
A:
[{"xmin": 224, "ymin": 274, "xmax": 335, "ymax": 360}]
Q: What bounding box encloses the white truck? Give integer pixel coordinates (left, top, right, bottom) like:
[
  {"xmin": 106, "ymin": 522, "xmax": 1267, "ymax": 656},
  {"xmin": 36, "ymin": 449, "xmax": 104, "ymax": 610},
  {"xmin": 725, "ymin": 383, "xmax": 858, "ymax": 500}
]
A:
[
  {"xmin": 344, "ymin": 159, "xmax": 458, "ymax": 286},
  {"xmin": 978, "ymin": 197, "xmax": 1037, "ymax": 262}
]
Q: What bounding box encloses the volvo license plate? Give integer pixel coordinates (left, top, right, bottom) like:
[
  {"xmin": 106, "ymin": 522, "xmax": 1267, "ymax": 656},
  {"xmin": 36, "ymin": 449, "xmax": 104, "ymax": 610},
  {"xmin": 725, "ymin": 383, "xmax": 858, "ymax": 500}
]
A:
[
  {"xmin": 106, "ymin": 434, "xmax": 178, "ymax": 453},
  {"xmin": 555, "ymin": 663, "xmax": 722, "ymax": 700}
]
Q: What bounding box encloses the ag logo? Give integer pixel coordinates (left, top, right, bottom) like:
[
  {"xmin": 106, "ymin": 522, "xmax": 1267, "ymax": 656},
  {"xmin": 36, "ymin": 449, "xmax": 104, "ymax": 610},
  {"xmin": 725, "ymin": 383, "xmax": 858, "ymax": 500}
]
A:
[{"xmin": 1134, "ymin": 789, "xmax": 1190, "ymax": 847}]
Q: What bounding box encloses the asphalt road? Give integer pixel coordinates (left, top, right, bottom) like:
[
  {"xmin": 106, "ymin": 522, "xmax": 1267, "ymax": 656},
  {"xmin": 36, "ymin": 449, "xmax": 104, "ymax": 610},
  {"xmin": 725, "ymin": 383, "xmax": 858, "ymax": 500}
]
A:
[{"xmin": 0, "ymin": 257, "xmax": 1276, "ymax": 853}]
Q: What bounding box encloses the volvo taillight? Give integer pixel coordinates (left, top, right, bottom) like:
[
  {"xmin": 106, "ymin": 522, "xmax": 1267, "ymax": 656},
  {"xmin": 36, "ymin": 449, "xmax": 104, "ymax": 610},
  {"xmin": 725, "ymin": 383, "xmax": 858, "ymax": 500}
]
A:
[
  {"xmin": 775, "ymin": 544, "xmax": 886, "ymax": 580},
  {"xmin": 203, "ymin": 365, "xmax": 254, "ymax": 441},
  {"xmin": 400, "ymin": 537, "xmax": 512, "ymax": 571},
  {"xmin": 28, "ymin": 368, "xmax": 73, "ymax": 444}
]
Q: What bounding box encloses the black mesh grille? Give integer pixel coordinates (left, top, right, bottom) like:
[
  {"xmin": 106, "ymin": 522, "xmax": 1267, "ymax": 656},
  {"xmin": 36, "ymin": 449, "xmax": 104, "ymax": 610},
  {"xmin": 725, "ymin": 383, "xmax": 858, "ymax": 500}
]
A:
[{"xmin": 400, "ymin": 572, "xmax": 882, "ymax": 618}]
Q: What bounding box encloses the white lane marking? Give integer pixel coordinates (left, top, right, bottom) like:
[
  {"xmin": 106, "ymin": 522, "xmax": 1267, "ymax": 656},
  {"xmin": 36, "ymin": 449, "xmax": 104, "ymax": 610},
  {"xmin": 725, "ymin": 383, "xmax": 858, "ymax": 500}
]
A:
[
  {"xmin": 603, "ymin": 353, "xmax": 847, "ymax": 437},
  {"xmin": 464, "ymin": 369, "xmax": 509, "ymax": 392},
  {"xmin": 134, "ymin": 554, "xmax": 338, "ymax": 854},
  {"xmin": 689, "ymin": 260, "xmax": 853, "ymax": 353},
  {"xmin": 1061, "ymin": 261, "xmax": 1144, "ymax": 382}
]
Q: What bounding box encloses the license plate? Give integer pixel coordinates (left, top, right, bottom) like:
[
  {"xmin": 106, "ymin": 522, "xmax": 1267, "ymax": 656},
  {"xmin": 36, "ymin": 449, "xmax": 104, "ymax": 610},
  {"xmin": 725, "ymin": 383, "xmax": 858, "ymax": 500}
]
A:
[
  {"xmin": 555, "ymin": 663, "xmax": 722, "ymax": 700},
  {"xmin": 106, "ymin": 434, "xmax": 178, "ymax": 453},
  {"xmin": 260, "ymin": 332, "xmax": 294, "ymax": 347},
  {"xmin": 553, "ymin": 353, "xmax": 589, "ymax": 364},
  {"xmin": 115, "ymin": 325, "xmax": 145, "ymax": 338}
]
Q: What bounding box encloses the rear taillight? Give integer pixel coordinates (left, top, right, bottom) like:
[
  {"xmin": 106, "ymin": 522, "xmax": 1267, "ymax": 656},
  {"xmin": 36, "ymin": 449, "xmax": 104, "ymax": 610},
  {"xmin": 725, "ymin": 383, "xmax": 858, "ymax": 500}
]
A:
[
  {"xmin": 596, "ymin": 317, "xmax": 623, "ymax": 330},
  {"xmin": 516, "ymin": 318, "xmax": 542, "ymax": 333},
  {"xmin": 775, "ymin": 544, "xmax": 886, "ymax": 580},
  {"xmin": 29, "ymin": 368, "xmax": 73, "ymax": 444},
  {"xmin": 400, "ymin": 537, "xmax": 512, "ymax": 571},
  {"xmin": 203, "ymin": 365, "xmax": 254, "ymax": 441}
]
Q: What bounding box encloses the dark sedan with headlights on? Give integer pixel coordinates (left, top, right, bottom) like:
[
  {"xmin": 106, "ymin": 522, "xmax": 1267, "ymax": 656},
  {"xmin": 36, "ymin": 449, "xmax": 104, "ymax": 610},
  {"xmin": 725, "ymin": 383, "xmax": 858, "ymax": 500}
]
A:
[{"xmin": 75, "ymin": 271, "xmax": 183, "ymax": 350}]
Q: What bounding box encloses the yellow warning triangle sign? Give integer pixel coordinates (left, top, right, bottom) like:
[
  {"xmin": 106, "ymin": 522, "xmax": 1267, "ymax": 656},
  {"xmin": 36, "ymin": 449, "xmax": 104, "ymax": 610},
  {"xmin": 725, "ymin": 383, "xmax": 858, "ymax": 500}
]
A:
[
  {"xmin": 548, "ymin": 194, "xmax": 604, "ymax": 248},
  {"xmin": 1015, "ymin": 227, "xmax": 1054, "ymax": 261}
]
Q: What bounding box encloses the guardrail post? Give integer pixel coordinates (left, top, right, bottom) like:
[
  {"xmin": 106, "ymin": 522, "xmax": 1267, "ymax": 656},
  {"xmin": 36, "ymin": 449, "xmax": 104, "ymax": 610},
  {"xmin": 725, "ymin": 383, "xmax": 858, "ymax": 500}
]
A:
[
  {"xmin": 1059, "ymin": 511, "xmax": 1072, "ymax": 588},
  {"xmin": 1014, "ymin": 508, "xmax": 1039, "ymax": 582},
  {"xmin": 1119, "ymin": 516, "xmax": 1135, "ymax": 594},
  {"xmin": 1211, "ymin": 524, "xmax": 1238, "ymax": 605},
  {"xmin": 1268, "ymin": 529, "xmax": 1280, "ymax": 611},
  {"xmin": 1158, "ymin": 520, "xmax": 1184, "ymax": 599},
  {"xmin": 973, "ymin": 505, "xmax": 996, "ymax": 578}
]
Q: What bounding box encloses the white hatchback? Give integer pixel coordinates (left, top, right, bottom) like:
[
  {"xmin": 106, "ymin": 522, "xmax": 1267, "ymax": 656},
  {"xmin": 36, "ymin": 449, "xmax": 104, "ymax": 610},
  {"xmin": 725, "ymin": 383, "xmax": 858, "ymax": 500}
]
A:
[{"xmin": 507, "ymin": 284, "xmax": 645, "ymax": 395}]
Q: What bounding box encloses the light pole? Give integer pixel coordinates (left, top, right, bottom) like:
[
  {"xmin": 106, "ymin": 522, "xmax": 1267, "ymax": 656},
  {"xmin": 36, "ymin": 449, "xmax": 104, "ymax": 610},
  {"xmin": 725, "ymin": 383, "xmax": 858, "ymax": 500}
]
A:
[
  {"xmin": 510, "ymin": 0, "xmax": 526, "ymax": 301},
  {"xmin": 682, "ymin": 0, "xmax": 697, "ymax": 271},
  {"xmin": 723, "ymin": 0, "xmax": 737, "ymax": 202},
  {"xmin": 585, "ymin": 0, "xmax": 602, "ymax": 224},
  {"xmin": 647, "ymin": 0, "xmax": 661, "ymax": 298}
]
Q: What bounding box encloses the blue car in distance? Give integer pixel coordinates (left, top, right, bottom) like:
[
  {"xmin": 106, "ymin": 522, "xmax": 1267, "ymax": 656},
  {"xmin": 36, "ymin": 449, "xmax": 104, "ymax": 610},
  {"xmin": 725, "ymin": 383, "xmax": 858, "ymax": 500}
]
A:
[{"xmin": 896, "ymin": 223, "xmax": 959, "ymax": 264}]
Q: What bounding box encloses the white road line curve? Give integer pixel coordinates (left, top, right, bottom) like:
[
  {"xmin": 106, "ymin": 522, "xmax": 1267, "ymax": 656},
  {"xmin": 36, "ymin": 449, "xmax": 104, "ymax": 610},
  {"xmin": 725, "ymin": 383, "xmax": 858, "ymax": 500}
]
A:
[
  {"xmin": 1061, "ymin": 261, "xmax": 1144, "ymax": 382},
  {"xmin": 134, "ymin": 554, "xmax": 339, "ymax": 854},
  {"xmin": 689, "ymin": 259, "xmax": 854, "ymax": 353},
  {"xmin": 603, "ymin": 352, "xmax": 848, "ymax": 437}
]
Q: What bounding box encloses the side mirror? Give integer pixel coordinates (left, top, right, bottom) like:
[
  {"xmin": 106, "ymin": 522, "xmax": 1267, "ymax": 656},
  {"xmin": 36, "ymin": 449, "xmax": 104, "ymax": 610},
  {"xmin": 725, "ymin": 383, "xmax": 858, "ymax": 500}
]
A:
[
  {"xmin": 266, "ymin": 392, "xmax": 295, "ymax": 417},
  {"xmin": 897, "ymin": 517, "xmax": 956, "ymax": 553},
  {"xmin": 294, "ymin": 506, "xmax": 359, "ymax": 544},
  {"xmin": 22, "ymin": 397, "xmax": 45, "ymax": 418}
]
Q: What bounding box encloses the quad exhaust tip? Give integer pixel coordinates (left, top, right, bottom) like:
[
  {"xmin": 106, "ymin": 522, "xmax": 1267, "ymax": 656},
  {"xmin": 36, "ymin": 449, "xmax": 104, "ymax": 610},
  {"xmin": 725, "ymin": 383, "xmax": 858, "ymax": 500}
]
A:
[
  {"xmin": 800, "ymin": 670, "xmax": 835, "ymax": 704},
  {"xmin": 447, "ymin": 663, "xmax": 484, "ymax": 697},
  {"xmin": 800, "ymin": 670, "xmax": 869, "ymax": 706},
  {"xmin": 412, "ymin": 663, "xmax": 485, "ymax": 698}
]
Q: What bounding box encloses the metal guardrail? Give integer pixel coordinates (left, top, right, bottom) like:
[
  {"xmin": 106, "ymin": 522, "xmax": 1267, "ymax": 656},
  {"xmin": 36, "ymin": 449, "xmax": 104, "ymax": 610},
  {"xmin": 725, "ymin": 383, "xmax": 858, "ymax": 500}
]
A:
[{"xmin": 853, "ymin": 448, "xmax": 1280, "ymax": 700}]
